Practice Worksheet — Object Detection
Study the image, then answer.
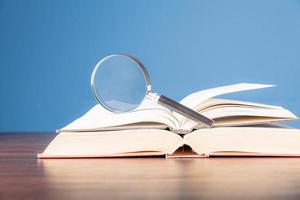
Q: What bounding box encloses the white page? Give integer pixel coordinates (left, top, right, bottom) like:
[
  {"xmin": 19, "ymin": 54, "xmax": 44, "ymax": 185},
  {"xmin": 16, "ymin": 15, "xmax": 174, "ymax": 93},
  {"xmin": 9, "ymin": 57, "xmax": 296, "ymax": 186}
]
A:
[
  {"xmin": 180, "ymin": 83, "xmax": 275, "ymax": 107},
  {"xmin": 61, "ymin": 83, "xmax": 275, "ymax": 133},
  {"xmin": 176, "ymin": 83, "xmax": 275, "ymax": 128},
  {"xmin": 202, "ymin": 106, "xmax": 297, "ymax": 119},
  {"xmin": 61, "ymin": 98, "xmax": 180, "ymax": 132}
]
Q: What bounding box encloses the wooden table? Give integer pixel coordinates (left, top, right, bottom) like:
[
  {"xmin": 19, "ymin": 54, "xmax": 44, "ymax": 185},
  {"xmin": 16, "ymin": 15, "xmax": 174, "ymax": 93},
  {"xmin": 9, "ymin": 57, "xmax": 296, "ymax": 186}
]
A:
[{"xmin": 1, "ymin": 133, "xmax": 300, "ymax": 200}]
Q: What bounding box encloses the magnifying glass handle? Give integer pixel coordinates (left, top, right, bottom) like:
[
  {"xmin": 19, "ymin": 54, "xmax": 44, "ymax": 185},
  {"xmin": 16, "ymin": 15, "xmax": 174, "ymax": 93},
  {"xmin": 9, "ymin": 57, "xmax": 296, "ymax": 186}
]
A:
[{"xmin": 158, "ymin": 95, "xmax": 214, "ymax": 128}]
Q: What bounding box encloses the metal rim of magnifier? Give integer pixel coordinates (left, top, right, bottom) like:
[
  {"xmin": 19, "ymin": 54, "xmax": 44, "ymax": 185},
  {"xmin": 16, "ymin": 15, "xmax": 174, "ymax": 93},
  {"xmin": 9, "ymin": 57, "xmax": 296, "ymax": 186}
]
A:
[{"xmin": 91, "ymin": 54, "xmax": 152, "ymax": 112}]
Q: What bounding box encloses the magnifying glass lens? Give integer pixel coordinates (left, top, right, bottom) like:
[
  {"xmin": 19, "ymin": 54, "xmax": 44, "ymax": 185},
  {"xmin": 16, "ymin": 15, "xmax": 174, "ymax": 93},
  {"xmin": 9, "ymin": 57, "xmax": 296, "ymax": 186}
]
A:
[{"xmin": 91, "ymin": 55, "xmax": 147, "ymax": 112}]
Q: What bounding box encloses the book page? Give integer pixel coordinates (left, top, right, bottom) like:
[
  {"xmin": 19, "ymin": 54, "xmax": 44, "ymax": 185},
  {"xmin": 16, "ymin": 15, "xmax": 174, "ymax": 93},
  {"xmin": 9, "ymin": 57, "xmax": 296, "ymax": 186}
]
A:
[
  {"xmin": 61, "ymin": 83, "xmax": 276, "ymax": 133},
  {"xmin": 175, "ymin": 83, "xmax": 275, "ymax": 130},
  {"xmin": 180, "ymin": 83, "xmax": 275, "ymax": 108},
  {"xmin": 39, "ymin": 129, "xmax": 183, "ymax": 158},
  {"xmin": 179, "ymin": 98, "xmax": 297, "ymax": 130},
  {"xmin": 184, "ymin": 127, "xmax": 300, "ymax": 156},
  {"xmin": 61, "ymin": 98, "xmax": 180, "ymax": 132},
  {"xmin": 201, "ymin": 105, "xmax": 297, "ymax": 120},
  {"xmin": 193, "ymin": 98, "xmax": 281, "ymax": 112},
  {"xmin": 199, "ymin": 117, "xmax": 299, "ymax": 128}
]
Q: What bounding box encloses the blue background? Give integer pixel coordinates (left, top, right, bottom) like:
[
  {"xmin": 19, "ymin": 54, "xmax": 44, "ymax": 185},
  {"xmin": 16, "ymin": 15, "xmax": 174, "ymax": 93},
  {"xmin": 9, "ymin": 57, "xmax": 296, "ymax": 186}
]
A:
[{"xmin": 1, "ymin": 0, "xmax": 300, "ymax": 131}]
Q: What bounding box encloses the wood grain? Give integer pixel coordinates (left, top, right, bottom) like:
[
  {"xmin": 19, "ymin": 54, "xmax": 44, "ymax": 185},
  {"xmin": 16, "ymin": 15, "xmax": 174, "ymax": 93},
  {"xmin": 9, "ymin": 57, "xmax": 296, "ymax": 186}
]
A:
[{"xmin": 1, "ymin": 132, "xmax": 300, "ymax": 200}]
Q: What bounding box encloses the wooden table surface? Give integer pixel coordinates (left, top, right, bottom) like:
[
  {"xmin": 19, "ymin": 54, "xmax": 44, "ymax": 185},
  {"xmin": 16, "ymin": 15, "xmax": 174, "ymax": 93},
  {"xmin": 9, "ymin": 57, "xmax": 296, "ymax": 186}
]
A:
[{"xmin": 1, "ymin": 133, "xmax": 300, "ymax": 200}]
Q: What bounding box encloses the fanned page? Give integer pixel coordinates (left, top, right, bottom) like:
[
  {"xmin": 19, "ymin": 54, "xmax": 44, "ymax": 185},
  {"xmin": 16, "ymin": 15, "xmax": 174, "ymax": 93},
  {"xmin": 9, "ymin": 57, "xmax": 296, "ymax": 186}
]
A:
[
  {"xmin": 176, "ymin": 83, "xmax": 297, "ymax": 131},
  {"xmin": 61, "ymin": 98, "xmax": 181, "ymax": 132},
  {"xmin": 176, "ymin": 83, "xmax": 274, "ymax": 121},
  {"xmin": 180, "ymin": 98, "xmax": 298, "ymax": 130},
  {"xmin": 61, "ymin": 83, "xmax": 286, "ymax": 133},
  {"xmin": 179, "ymin": 83, "xmax": 275, "ymax": 107}
]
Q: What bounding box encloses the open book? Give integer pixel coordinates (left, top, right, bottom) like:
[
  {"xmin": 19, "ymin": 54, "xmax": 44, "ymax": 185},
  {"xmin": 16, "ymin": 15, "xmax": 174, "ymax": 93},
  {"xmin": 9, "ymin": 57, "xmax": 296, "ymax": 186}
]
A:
[{"xmin": 38, "ymin": 83, "xmax": 300, "ymax": 158}]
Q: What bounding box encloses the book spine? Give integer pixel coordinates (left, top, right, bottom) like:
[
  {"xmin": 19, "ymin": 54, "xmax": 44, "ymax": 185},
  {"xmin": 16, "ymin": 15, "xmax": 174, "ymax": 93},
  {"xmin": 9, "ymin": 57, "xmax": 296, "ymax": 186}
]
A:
[
  {"xmin": 165, "ymin": 153, "xmax": 210, "ymax": 158},
  {"xmin": 169, "ymin": 127, "xmax": 192, "ymax": 134}
]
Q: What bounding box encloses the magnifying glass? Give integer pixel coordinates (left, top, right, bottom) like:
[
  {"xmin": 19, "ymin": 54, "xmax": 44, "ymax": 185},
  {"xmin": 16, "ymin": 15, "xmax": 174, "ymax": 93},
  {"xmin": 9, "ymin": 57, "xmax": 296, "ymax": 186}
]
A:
[{"xmin": 91, "ymin": 54, "xmax": 213, "ymax": 127}]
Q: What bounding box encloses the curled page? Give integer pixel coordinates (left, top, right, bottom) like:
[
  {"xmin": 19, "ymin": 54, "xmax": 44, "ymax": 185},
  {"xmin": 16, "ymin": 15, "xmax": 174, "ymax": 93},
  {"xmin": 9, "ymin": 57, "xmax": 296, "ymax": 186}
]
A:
[
  {"xmin": 180, "ymin": 83, "xmax": 275, "ymax": 108},
  {"xmin": 176, "ymin": 83, "xmax": 275, "ymax": 126}
]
